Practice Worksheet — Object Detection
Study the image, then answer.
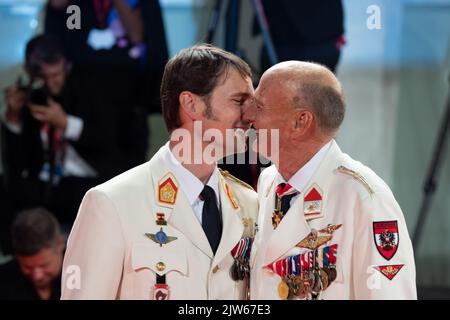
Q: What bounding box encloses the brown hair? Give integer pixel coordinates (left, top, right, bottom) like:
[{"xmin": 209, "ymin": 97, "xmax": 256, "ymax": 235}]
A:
[{"xmin": 160, "ymin": 44, "xmax": 252, "ymax": 132}]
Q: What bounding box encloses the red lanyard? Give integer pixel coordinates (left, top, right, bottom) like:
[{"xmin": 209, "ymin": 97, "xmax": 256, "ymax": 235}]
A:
[{"xmin": 93, "ymin": 0, "xmax": 112, "ymax": 27}]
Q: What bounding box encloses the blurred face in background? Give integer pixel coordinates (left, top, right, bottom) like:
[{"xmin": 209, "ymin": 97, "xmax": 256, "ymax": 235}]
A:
[
  {"xmin": 39, "ymin": 59, "xmax": 66, "ymax": 96},
  {"xmin": 16, "ymin": 240, "xmax": 64, "ymax": 289}
]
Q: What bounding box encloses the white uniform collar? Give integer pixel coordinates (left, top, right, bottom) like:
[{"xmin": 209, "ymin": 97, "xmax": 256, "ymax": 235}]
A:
[
  {"xmin": 161, "ymin": 142, "xmax": 220, "ymax": 205},
  {"xmin": 277, "ymin": 140, "xmax": 332, "ymax": 193}
]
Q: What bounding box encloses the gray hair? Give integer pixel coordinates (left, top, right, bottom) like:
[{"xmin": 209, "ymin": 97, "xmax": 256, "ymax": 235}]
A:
[{"xmin": 293, "ymin": 82, "xmax": 345, "ymax": 135}]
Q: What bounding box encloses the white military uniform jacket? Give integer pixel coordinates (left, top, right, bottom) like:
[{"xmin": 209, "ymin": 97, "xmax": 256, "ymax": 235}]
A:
[
  {"xmin": 250, "ymin": 140, "xmax": 417, "ymax": 300},
  {"xmin": 61, "ymin": 144, "xmax": 258, "ymax": 299}
]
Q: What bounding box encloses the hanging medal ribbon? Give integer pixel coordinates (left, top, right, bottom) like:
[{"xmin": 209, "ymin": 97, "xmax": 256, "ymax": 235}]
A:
[
  {"xmin": 266, "ymin": 243, "xmax": 339, "ymax": 300},
  {"xmin": 153, "ymin": 274, "xmax": 169, "ymax": 300},
  {"xmin": 230, "ymin": 237, "xmax": 253, "ymax": 281}
]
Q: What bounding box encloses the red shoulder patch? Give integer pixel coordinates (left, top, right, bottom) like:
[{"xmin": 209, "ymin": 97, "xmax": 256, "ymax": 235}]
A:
[{"xmin": 373, "ymin": 221, "xmax": 399, "ymax": 260}]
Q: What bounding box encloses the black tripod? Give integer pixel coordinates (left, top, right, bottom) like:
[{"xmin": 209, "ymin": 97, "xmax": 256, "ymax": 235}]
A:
[
  {"xmin": 205, "ymin": 0, "xmax": 278, "ymax": 65},
  {"xmin": 412, "ymin": 73, "xmax": 450, "ymax": 250}
]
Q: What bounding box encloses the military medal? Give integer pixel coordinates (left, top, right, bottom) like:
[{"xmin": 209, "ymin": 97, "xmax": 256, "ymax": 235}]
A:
[
  {"xmin": 266, "ymin": 223, "xmax": 342, "ymax": 300},
  {"xmin": 272, "ymin": 194, "xmax": 283, "ymax": 229},
  {"xmin": 324, "ymin": 266, "xmax": 337, "ymax": 282},
  {"xmin": 272, "ymin": 183, "xmax": 300, "ymax": 229},
  {"xmin": 146, "ymin": 228, "xmax": 178, "ymax": 247},
  {"xmin": 156, "ymin": 213, "xmax": 167, "ymax": 226},
  {"xmin": 319, "ymin": 268, "xmax": 329, "ymax": 290},
  {"xmin": 230, "ymin": 237, "xmax": 253, "ymax": 281},
  {"xmin": 292, "ymin": 275, "xmax": 305, "ymax": 298},
  {"xmin": 303, "ymin": 271, "xmax": 314, "ymax": 296},
  {"xmin": 322, "ymin": 243, "xmax": 338, "ymax": 284},
  {"xmin": 278, "ymin": 279, "xmax": 290, "ymax": 300},
  {"xmin": 272, "ymin": 210, "xmax": 282, "ymax": 228},
  {"xmin": 153, "ymin": 274, "xmax": 169, "ymax": 300},
  {"xmin": 267, "ymin": 258, "xmax": 291, "ymax": 299}
]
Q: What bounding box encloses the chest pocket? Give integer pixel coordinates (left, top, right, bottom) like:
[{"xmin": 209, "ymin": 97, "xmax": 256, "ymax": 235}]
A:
[{"xmin": 131, "ymin": 241, "xmax": 188, "ymax": 276}]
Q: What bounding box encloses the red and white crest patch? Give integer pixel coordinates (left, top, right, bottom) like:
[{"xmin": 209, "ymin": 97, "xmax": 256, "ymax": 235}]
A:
[
  {"xmin": 303, "ymin": 185, "xmax": 322, "ymax": 218},
  {"xmin": 373, "ymin": 221, "xmax": 399, "ymax": 260}
]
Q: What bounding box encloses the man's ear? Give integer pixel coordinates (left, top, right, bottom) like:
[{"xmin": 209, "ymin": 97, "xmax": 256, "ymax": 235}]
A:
[
  {"xmin": 292, "ymin": 109, "xmax": 314, "ymax": 138},
  {"xmin": 179, "ymin": 91, "xmax": 202, "ymax": 121}
]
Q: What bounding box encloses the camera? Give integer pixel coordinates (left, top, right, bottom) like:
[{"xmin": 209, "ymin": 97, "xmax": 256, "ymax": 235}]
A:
[{"xmin": 29, "ymin": 89, "xmax": 49, "ymax": 106}]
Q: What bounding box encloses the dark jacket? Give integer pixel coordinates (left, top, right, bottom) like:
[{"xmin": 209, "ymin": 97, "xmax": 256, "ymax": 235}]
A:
[{"xmin": 0, "ymin": 259, "xmax": 61, "ymax": 300}]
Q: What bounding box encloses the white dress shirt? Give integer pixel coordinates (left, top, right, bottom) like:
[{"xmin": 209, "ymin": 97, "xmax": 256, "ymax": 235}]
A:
[{"xmin": 162, "ymin": 142, "xmax": 220, "ymax": 225}]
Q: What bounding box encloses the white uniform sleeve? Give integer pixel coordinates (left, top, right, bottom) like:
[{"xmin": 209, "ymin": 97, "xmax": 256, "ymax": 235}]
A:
[
  {"xmin": 61, "ymin": 189, "xmax": 125, "ymax": 299},
  {"xmin": 352, "ymin": 191, "xmax": 417, "ymax": 299}
]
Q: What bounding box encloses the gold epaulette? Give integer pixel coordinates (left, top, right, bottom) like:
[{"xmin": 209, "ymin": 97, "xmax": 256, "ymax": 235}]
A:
[
  {"xmin": 219, "ymin": 169, "xmax": 255, "ymax": 191},
  {"xmin": 337, "ymin": 165, "xmax": 374, "ymax": 195}
]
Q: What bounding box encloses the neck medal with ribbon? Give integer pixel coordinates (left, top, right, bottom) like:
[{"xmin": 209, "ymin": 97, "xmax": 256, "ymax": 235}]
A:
[
  {"xmin": 230, "ymin": 237, "xmax": 253, "ymax": 281},
  {"xmin": 266, "ymin": 223, "xmax": 342, "ymax": 300}
]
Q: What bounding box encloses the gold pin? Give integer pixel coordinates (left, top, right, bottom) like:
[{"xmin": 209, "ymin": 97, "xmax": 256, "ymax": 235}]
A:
[
  {"xmin": 242, "ymin": 217, "xmax": 252, "ymax": 227},
  {"xmin": 156, "ymin": 261, "xmax": 166, "ymax": 272},
  {"xmin": 296, "ymin": 230, "xmax": 332, "ymax": 250},
  {"xmin": 319, "ymin": 224, "xmax": 343, "ymax": 235}
]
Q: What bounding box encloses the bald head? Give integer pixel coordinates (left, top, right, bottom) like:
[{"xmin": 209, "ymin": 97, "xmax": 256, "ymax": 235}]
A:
[{"xmin": 262, "ymin": 61, "xmax": 345, "ymax": 136}]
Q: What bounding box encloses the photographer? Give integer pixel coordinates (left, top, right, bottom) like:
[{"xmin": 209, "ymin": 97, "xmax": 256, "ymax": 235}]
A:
[{"xmin": 1, "ymin": 35, "xmax": 129, "ymax": 228}]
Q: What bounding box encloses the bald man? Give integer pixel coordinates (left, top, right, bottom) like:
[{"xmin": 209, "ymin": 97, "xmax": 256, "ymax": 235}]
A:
[{"xmin": 244, "ymin": 61, "xmax": 417, "ymax": 300}]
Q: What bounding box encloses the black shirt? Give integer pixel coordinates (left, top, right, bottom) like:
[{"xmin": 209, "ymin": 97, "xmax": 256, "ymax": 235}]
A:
[{"xmin": 0, "ymin": 259, "xmax": 61, "ymax": 300}]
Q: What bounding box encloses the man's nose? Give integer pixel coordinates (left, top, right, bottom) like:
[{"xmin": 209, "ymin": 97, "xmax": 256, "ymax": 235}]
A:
[
  {"xmin": 242, "ymin": 101, "xmax": 256, "ymax": 124},
  {"xmin": 31, "ymin": 268, "xmax": 45, "ymax": 282}
]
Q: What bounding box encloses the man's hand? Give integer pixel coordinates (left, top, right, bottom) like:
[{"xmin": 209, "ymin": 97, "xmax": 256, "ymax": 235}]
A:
[
  {"xmin": 30, "ymin": 98, "xmax": 68, "ymax": 130},
  {"xmin": 4, "ymin": 84, "xmax": 26, "ymax": 124}
]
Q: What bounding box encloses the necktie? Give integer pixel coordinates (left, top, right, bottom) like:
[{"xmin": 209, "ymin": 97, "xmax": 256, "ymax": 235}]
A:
[
  {"xmin": 200, "ymin": 185, "xmax": 222, "ymax": 254},
  {"xmin": 272, "ymin": 183, "xmax": 300, "ymax": 228}
]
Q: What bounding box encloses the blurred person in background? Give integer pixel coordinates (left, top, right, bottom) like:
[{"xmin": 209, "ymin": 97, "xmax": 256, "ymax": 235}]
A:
[
  {"xmin": 0, "ymin": 207, "xmax": 64, "ymax": 300},
  {"xmin": 1, "ymin": 34, "xmax": 133, "ymax": 228},
  {"xmin": 45, "ymin": 0, "xmax": 170, "ymax": 164},
  {"xmin": 256, "ymin": 0, "xmax": 345, "ymax": 73}
]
